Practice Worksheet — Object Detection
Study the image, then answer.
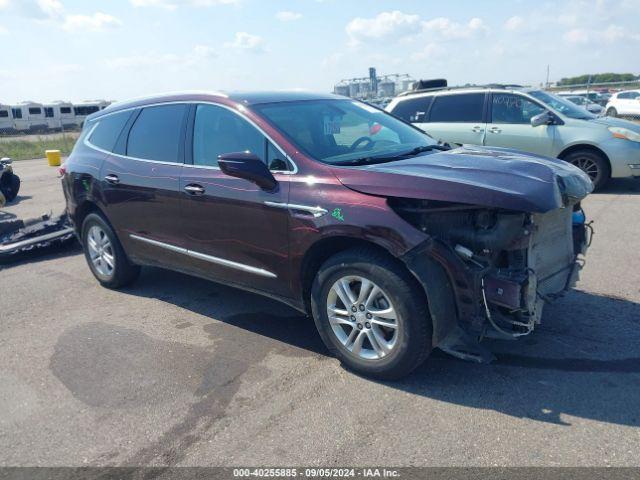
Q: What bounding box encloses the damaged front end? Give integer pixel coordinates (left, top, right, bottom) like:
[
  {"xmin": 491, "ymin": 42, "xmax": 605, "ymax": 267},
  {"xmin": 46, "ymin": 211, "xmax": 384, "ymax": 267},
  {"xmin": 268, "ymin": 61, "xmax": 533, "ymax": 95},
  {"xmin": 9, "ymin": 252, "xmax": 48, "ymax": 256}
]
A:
[
  {"xmin": 0, "ymin": 212, "xmax": 75, "ymax": 263},
  {"xmin": 394, "ymin": 197, "xmax": 593, "ymax": 362}
]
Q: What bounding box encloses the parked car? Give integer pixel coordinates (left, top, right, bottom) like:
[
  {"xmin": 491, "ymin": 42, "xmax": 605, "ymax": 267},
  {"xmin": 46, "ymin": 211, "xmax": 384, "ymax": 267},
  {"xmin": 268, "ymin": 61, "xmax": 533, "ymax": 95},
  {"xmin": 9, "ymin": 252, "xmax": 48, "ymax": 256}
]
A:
[
  {"xmin": 62, "ymin": 91, "xmax": 592, "ymax": 379},
  {"xmin": 558, "ymin": 90, "xmax": 607, "ymax": 106},
  {"xmin": 387, "ymin": 86, "xmax": 640, "ymax": 189},
  {"xmin": 604, "ymin": 90, "xmax": 640, "ymax": 118},
  {"xmin": 564, "ymin": 95, "xmax": 604, "ymax": 115}
]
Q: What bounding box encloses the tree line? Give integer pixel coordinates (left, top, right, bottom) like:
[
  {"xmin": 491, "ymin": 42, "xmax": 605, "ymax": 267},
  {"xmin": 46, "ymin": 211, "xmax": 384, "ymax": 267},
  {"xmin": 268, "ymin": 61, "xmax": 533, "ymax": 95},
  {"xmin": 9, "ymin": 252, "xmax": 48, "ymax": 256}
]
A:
[{"xmin": 557, "ymin": 73, "xmax": 640, "ymax": 86}]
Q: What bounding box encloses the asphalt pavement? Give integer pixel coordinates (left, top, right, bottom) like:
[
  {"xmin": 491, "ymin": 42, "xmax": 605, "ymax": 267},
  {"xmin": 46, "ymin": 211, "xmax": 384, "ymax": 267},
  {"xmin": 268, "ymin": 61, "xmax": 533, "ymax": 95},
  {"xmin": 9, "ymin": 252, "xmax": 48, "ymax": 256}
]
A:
[{"xmin": 1, "ymin": 158, "xmax": 639, "ymax": 467}]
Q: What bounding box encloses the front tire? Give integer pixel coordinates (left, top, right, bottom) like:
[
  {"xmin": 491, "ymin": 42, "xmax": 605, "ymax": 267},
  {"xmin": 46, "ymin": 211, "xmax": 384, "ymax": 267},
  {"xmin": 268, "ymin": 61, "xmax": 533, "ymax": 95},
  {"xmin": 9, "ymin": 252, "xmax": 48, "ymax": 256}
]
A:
[
  {"xmin": 81, "ymin": 213, "xmax": 140, "ymax": 289},
  {"xmin": 563, "ymin": 149, "xmax": 610, "ymax": 191},
  {"xmin": 311, "ymin": 248, "xmax": 432, "ymax": 380},
  {"xmin": 606, "ymin": 107, "xmax": 617, "ymax": 117}
]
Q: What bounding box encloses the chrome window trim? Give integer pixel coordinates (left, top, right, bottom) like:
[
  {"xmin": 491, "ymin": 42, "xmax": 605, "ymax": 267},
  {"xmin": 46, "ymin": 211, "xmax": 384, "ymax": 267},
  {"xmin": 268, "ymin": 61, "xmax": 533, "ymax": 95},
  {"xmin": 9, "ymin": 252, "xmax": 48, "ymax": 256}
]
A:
[
  {"xmin": 84, "ymin": 100, "xmax": 298, "ymax": 174},
  {"xmin": 129, "ymin": 234, "xmax": 277, "ymax": 279},
  {"xmin": 263, "ymin": 201, "xmax": 328, "ymax": 218}
]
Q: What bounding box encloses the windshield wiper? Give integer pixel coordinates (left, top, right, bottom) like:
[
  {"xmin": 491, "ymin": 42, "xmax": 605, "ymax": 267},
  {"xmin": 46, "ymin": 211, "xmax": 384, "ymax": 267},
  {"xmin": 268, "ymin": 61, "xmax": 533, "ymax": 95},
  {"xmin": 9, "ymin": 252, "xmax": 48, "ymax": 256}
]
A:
[
  {"xmin": 398, "ymin": 144, "xmax": 451, "ymax": 156},
  {"xmin": 332, "ymin": 144, "xmax": 450, "ymax": 166}
]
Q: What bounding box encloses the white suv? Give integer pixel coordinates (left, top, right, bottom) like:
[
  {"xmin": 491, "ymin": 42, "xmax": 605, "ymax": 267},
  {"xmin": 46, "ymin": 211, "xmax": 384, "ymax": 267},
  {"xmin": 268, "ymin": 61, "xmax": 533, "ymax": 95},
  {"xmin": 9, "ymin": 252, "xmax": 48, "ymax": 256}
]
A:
[{"xmin": 605, "ymin": 90, "xmax": 640, "ymax": 118}]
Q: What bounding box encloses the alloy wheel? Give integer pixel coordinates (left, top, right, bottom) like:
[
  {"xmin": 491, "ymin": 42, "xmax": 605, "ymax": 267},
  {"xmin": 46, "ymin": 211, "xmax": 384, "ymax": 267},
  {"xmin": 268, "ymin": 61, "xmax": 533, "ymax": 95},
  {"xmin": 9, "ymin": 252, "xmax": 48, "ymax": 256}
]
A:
[
  {"xmin": 326, "ymin": 275, "xmax": 400, "ymax": 360},
  {"xmin": 87, "ymin": 225, "xmax": 115, "ymax": 277},
  {"xmin": 570, "ymin": 156, "xmax": 600, "ymax": 183}
]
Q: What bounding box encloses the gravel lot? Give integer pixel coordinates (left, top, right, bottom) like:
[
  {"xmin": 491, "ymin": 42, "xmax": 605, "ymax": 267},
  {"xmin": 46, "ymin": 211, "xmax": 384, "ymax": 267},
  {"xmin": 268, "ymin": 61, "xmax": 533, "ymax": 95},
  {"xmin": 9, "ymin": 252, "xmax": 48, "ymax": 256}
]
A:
[{"xmin": 1, "ymin": 158, "xmax": 639, "ymax": 467}]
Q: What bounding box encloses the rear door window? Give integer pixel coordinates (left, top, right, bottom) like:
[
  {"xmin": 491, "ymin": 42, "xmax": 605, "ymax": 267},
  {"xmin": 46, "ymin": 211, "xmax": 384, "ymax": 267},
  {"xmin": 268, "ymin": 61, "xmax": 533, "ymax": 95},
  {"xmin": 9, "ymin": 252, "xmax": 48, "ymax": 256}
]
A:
[
  {"xmin": 390, "ymin": 96, "xmax": 433, "ymax": 123},
  {"xmin": 127, "ymin": 104, "xmax": 187, "ymax": 163},
  {"xmin": 491, "ymin": 94, "xmax": 546, "ymax": 124},
  {"xmin": 88, "ymin": 110, "xmax": 133, "ymax": 152},
  {"xmin": 429, "ymin": 93, "xmax": 485, "ymax": 122}
]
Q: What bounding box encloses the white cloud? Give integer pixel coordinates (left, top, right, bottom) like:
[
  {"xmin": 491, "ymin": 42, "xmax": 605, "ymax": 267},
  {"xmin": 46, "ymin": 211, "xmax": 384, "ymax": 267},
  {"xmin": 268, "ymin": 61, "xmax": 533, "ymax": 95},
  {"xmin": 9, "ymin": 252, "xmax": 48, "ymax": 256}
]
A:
[
  {"xmin": 192, "ymin": 44, "xmax": 217, "ymax": 58},
  {"xmin": 0, "ymin": 25, "xmax": 8, "ymax": 34},
  {"xmin": 38, "ymin": 0, "xmax": 63, "ymax": 17},
  {"xmin": 411, "ymin": 43, "xmax": 446, "ymax": 61},
  {"xmin": 346, "ymin": 10, "xmax": 421, "ymax": 46},
  {"xmin": 106, "ymin": 45, "xmax": 217, "ymax": 69},
  {"xmin": 224, "ymin": 31, "xmax": 265, "ymax": 52},
  {"xmin": 422, "ymin": 17, "xmax": 488, "ymax": 39},
  {"xmin": 346, "ymin": 11, "xmax": 488, "ymax": 48},
  {"xmin": 275, "ymin": 10, "xmax": 302, "ymax": 22},
  {"xmin": 564, "ymin": 24, "xmax": 640, "ymax": 44},
  {"xmin": 62, "ymin": 12, "xmax": 122, "ymax": 32},
  {"xmin": 50, "ymin": 63, "xmax": 82, "ymax": 74},
  {"xmin": 3, "ymin": 0, "xmax": 63, "ymax": 18},
  {"xmin": 504, "ymin": 15, "xmax": 524, "ymax": 31},
  {"xmin": 107, "ymin": 53, "xmax": 180, "ymax": 69},
  {"xmin": 130, "ymin": 0, "xmax": 238, "ymax": 9}
]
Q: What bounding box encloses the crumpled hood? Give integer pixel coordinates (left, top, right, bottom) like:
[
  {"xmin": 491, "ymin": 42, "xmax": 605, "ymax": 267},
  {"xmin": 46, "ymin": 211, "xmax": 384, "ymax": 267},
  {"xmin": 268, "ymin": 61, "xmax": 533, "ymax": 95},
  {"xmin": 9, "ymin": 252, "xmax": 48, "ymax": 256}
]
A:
[{"xmin": 330, "ymin": 145, "xmax": 593, "ymax": 213}]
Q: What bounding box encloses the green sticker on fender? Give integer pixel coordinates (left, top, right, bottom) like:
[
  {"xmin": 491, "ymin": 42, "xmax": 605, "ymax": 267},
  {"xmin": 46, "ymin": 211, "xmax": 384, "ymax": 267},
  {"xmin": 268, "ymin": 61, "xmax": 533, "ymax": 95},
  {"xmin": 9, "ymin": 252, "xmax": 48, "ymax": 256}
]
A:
[{"xmin": 331, "ymin": 208, "xmax": 344, "ymax": 221}]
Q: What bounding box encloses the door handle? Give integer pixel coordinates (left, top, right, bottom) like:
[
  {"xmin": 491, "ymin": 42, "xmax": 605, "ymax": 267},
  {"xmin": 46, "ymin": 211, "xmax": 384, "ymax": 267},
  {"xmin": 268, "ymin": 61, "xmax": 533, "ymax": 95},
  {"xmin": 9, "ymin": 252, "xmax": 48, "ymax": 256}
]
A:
[
  {"xmin": 184, "ymin": 184, "xmax": 205, "ymax": 195},
  {"xmin": 104, "ymin": 174, "xmax": 119, "ymax": 184},
  {"xmin": 471, "ymin": 126, "xmax": 484, "ymax": 133},
  {"xmin": 489, "ymin": 127, "xmax": 502, "ymax": 133}
]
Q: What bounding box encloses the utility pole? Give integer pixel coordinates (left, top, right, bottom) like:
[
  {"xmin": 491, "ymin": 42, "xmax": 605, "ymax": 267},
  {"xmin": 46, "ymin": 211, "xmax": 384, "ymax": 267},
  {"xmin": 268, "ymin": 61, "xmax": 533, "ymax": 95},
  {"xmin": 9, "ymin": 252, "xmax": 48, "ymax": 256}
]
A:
[{"xmin": 545, "ymin": 65, "xmax": 550, "ymax": 89}]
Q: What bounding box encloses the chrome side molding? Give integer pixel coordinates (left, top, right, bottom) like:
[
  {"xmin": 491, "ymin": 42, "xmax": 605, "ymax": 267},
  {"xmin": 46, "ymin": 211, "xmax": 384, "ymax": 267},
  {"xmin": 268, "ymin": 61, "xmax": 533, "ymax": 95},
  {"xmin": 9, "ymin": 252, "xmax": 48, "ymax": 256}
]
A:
[
  {"xmin": 263, "ymin": 201, "xmax": 328, "ymax": 218},
  {"xmin": 129, "ymin": 234, "xmax": 277, "ymax": 278}
]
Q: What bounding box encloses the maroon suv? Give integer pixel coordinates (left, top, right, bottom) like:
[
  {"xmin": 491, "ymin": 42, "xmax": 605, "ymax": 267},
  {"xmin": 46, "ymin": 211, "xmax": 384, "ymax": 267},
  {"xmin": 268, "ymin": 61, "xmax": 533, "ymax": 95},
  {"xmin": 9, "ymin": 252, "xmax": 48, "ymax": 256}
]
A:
[{"xmin": 62, "ymin": 91, "xmax": 593, "ymax": 379}]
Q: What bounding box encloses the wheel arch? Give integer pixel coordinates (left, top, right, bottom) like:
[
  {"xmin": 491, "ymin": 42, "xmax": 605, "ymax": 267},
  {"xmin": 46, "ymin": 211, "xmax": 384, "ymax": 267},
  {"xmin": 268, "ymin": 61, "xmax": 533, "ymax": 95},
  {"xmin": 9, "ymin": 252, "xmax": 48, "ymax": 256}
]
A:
[
  {"xmin": 73, "ymin": 200, "xmax": 107, "ymax": 239},
  {"xmin": 557, "ymin": 143, "xmax": 611, "ymax": 168},
  {"xmin": 557, "ymin": 143, "xmax": 612, "ymax": 185},
  {"xmin": 299, "ymin": 236, "xmax": 417, "ymax": 315}
]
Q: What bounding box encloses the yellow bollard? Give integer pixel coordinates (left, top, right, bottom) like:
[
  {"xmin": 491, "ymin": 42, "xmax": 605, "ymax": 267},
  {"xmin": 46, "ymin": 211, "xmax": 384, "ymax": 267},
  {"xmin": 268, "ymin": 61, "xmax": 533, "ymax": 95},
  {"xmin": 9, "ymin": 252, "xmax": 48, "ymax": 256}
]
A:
[{"xmin": 46, "ymin": 149, "xmax": 61, "ymax": 167}]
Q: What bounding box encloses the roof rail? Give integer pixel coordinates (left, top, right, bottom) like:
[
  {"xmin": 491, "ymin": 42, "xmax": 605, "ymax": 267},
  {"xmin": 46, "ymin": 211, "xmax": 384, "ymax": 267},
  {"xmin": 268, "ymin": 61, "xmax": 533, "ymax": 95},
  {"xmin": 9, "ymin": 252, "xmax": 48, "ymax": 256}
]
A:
[{"xmin": 398, "ymin": 83, "xmax": 526, "ymax": 97}]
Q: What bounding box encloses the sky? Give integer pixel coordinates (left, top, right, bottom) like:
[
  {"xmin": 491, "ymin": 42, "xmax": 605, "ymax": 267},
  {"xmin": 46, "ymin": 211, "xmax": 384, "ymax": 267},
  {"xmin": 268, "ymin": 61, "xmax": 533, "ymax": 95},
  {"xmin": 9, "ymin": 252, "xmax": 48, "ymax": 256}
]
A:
[{"xmin": 1, "ymin": 0, "xmax": 639, "ymax": 103}]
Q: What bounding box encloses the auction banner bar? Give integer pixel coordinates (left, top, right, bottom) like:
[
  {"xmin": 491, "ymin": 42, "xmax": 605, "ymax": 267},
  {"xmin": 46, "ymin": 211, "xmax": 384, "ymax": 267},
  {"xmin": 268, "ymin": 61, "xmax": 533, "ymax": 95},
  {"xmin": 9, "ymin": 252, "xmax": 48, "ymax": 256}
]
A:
[{"xmin": 1, "ymin": 468, "xmax": 640, "ymax": 480}]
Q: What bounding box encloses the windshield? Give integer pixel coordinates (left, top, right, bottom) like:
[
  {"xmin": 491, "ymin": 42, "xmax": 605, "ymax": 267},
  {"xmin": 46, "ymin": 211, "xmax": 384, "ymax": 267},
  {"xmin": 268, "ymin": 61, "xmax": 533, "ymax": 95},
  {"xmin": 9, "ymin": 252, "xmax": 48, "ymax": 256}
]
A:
[
  {"xmin": 252, "ymin": 99, "xmax": 437, "ymax": 165},
  {"xmin": 528, "ymin": 90, "xmax": 596, "ymax": 120}
]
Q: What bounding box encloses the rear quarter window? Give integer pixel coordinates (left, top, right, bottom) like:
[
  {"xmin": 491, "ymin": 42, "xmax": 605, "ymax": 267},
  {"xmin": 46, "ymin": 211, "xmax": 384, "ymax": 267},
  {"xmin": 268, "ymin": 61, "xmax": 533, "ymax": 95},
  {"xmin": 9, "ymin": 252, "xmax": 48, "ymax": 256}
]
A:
[
  {"xmin": 88, "ymin": 110, "xmax": 133, "ymax": 152},
  {"xmin": 390, "ymin": 96, "xmax": 433, "ymax": 123},
  {"xmin": 429, "ymin": 93, "xmax": 485, "ymax": 123}
]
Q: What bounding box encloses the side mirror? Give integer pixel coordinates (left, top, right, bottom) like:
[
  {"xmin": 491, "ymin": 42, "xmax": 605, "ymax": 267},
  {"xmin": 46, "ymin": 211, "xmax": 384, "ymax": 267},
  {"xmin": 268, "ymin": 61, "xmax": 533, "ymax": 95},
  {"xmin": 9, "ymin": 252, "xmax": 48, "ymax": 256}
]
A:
[
  {"xmin": 218, "ymin": 152, "xmax": 278, "ymax": 192},
  {"xmin": 531, "ymin": 111, "xmax": 553, "ymax": 127}
]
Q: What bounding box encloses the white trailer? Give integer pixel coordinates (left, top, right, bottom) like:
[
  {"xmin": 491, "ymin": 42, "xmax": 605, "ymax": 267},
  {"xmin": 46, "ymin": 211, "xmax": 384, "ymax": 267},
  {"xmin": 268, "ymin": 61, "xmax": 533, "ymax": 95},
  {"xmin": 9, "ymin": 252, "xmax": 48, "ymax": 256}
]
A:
[
  {"xmin": 11, "ymin": 101, "xmax": 48, "ymax": 132},
  {"xmin": 0, "ymin": 103, "xmax": 13, "ymax": 133},
  {"xmin": 72, "ymin": 100, "xmax": 110, "ymax": 127},
  {"xmin": 44, "ymin": 101, "xmax": 77, "ymax": 130}
]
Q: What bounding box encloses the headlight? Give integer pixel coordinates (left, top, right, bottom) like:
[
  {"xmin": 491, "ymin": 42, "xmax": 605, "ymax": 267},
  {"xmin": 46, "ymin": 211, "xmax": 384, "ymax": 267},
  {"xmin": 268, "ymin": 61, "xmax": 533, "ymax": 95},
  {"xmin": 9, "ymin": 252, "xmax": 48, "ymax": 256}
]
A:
[{"xmin": 609, "ymin": 127, "xmax": 640, "ymax": 143}]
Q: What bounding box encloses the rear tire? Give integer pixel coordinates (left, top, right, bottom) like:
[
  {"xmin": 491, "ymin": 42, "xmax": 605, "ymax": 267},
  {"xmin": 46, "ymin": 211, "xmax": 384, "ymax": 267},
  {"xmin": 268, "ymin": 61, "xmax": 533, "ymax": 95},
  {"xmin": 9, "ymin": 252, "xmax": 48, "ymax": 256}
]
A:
[
  {"xmin": 0, "ymin": 173, "xmax": 20, "ymax": 202},
  {"xmin": 606, "ymin": 107, "xmax": 617, "ymax": 117},
  {"xmin": 311, "ymin": 248, "xmax": 432, "ymax": 380},
  {"xmin": 81, "ymin": 213, "xmax": 140, "ymax": 289},
  {"xmin": 563, "ymin": 149, "xmax": 610, "ymax": 191}
]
